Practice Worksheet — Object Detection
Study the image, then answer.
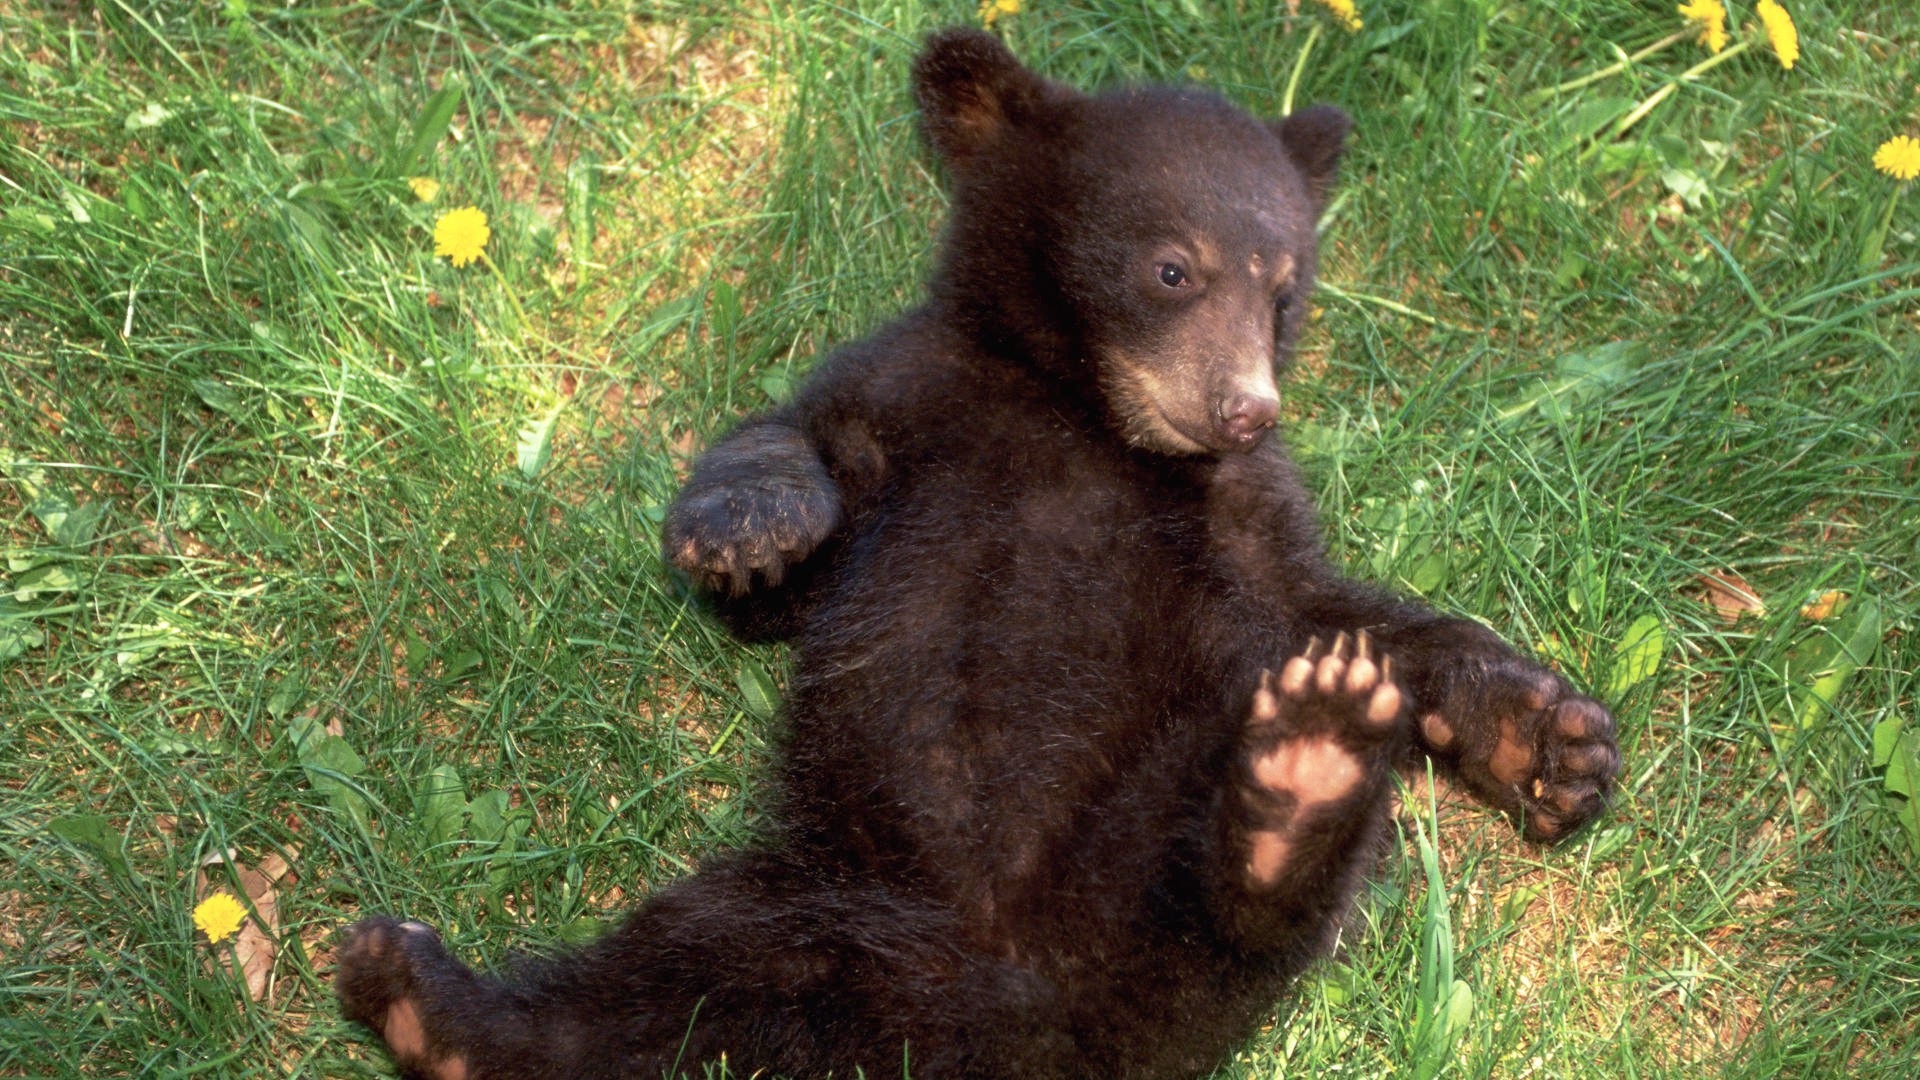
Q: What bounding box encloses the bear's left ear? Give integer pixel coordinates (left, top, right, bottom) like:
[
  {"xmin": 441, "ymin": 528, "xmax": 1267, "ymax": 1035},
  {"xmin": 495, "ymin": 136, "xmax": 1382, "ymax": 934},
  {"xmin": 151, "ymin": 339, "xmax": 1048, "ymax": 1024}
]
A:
[
  {"xmin": 1272, "ymin": 104, "xmax": 1352, "ymax": 208},
  {"xmin": 913, "ymin": 28, "xmax": 1061, "ymax": 170}
]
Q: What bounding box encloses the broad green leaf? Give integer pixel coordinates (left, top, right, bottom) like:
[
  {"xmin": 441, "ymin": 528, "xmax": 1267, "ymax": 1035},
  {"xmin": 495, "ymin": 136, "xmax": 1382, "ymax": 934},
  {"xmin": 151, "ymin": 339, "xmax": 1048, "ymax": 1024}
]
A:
[
  {"xmin": 1498, "ymin": 340, "xmax": 1649, "ymax": 422},
  {"xmin": 1401, "ymin": 550, "xmax": 1448, "ymax": 596},
  {"xmin": 266, "ymin": 671, "xmax": 305, "ymax": 720},
  {"xmin": 12, "ymin": 562, "xmax": 80, "ymax": 601},
  {"xmin": 124, "ymin": 102, "xmax": 174, "ymax": 132},
  {"xmin": 1874, "ymin": 722, "xmax": 1920, "ymax": 858},
  {"xmin": 1565, "ymin": 96, "xmax": 1634, "ymax": 143},
  {"xmin": 516, "ymin": 405, "xmax": 564, "ymax": 480},
  {"xmin": 417, "ymin": 765, "xmax": 467, "ymax": 849},
  {"xmin": 404, "ymin": 79, "xmax": 462, "ymax": 174},
  {"xmin": 1872, "ymin": 715, "xmax": 1903, "ymax": 770},
  {"xmin": 49, "ymin": 814, "xmax": 133, "ymax": 879},
  {"xmin": 1795, "ymin": 597, "xmax": 1884, "ymax": 728},
  {"xmin": 468, "ymin": 789, "xmax": 511, "ymax": 844},
  {"xmin": 29, "ymin": 489, "xmax": 104, "ymax": 548},
  {"xmin": 288, "ymin": 713, "xmax": 369, "ymax": 828},
  {"xmin": 192, "ymin": 377, "xmax": 243, "ymax": 416},
  {"xmin": 736, "ymin": 659, "xmax": 780, "ymax": 720},
  {"xmin": 1442, "ymin": 978, "xmax": 1474, "ymax": 1032},
  {"xmin": 565, "ymin": 154, "xmax": 598, "ymax": 254},
  {"xmin": 0, "ymin": 597, "xmax": 45, "ymax": 663},
  {"xmin": 0, "ymin": 619, "xmax": 45, "ymax": 663},
  {"xmin": 1607, "ymin": 614, "xmax": 1663, "ymax": 696},
  {"xmin": 1500, "ymin": 882, "xmax": 1546, "ymax": 924}
]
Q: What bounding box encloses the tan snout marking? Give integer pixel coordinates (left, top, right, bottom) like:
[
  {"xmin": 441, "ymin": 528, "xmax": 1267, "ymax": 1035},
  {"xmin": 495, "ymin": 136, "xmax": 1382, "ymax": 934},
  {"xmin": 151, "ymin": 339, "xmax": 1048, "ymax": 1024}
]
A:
[{"xmin": 1103, "ymin": 353, "xmax": 1211, "ymax": 455}]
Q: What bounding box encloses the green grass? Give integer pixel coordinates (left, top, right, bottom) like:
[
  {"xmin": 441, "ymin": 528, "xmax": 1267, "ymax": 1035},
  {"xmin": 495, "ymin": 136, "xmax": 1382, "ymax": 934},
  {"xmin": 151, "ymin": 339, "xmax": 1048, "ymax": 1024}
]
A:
[{"xmin": 2, "ymin": 1, "xmax": 1916, "ymax": 1076}]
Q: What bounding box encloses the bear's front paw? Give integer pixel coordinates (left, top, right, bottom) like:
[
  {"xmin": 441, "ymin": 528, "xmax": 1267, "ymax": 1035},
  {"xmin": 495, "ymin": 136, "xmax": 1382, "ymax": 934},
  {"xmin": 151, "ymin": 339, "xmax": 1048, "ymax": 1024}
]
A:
[
  {"xmin": 336, "ymin": 917, "xmax": 477, "ymax": 1080},
  {"xmin": 664, "ymin": 479, "xmax": 839, "ymax": 596},
  {"xmin": 662, "ymin": 428, "xmax": 843, "ymax": 596},
  {"xmin": 1239, "ymin": 632, "xmax": 1408, "ymax": 888},
  {"xmin": 1417, "ymin": 661, "xmax": 1619, "ymax": 842}
]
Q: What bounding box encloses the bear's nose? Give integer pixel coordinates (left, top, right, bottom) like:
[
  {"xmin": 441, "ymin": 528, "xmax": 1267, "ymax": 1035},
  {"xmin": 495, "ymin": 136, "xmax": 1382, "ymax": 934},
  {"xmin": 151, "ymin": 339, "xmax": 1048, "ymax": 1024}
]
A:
[{"xmin": 1217, "ymin": 393, "xmax": 1278, "ymax": 447}]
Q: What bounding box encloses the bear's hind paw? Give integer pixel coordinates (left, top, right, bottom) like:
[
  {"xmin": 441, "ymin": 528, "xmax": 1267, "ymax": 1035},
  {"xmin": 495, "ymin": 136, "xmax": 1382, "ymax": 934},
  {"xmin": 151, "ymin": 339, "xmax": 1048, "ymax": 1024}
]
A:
[
  {"xmin": 1240, "ymin": 633, "xmax": 1408, "ymax": 888},
  {"xmin": 336, "ymin": 917, "xmax": 477, "ymax": 1080}
]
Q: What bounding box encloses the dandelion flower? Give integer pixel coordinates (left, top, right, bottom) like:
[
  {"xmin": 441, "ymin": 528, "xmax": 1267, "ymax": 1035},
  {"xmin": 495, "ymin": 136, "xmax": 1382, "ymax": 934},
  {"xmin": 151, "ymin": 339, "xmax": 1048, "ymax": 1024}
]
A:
[
  {"xmin": 408, "ymin": 176, "xmax": 442, "ymax": 203},
  {"xmin": 1874, "ymin": 136, "xmax": 1920, "ymax": 181},
  {"xmin": 1756, "ymin": 1, "xmax": 1799, "ymax": 71},
  {"xmin": 194, "ymin": 892, "xmax": 248, "ymax": 944},
  {"xmin": 1677, "ymin": 0, "xmax": 1728, "ymax": 54},
  {"xmin": 977, "ymin": 0, "xmax": 1019, "ymax": 28},
  {"xmin": 1315, "ymin": 0, "xmax": 1364, "ymax": 32},
  {"xmin": 433, "ymin": 206, "xmax": 491, "ymax": 268}
]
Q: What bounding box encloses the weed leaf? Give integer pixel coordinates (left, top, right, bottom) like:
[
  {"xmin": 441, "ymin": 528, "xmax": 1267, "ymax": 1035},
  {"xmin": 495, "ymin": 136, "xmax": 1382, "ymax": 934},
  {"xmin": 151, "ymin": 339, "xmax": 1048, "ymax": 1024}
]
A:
[
  {"xmin": 288, "ymin": 712, "xmax": 370, "ymax": 829},
  {"xmin": 1871, "ymin": 718, "xmax": 1920, "ymax": 858},
  {"xmin": 566, "ymin": 155, "xmax": 598, "ymax": 254},
  {"xmin": 1498, "ymin": 340, "xmax": 1649, "ymax": 422},
  {"xmin": 192, "ymin": 377, "xmax": 243, "ymax": 416},
  {"xmin": 0, "ymin": 596, "xmax": 46, "ymax": 662},
  {"xmin": 418, "ymin": 765, "xmax": 468, "ymax": 849},
  {"xmin": 1794, "ymin": 597, "xmax": 1884, "ymax": 729},
  {"xmin": 48, "ymin": 815, "xmax": 133, "ymax": 880},
  {"xmin": 1607, "ymin": 614, "xmax": 1664, "ymax": 696},
  {"xmin": 736, "ymin": 659, "xmax": 780, "ymax": 720},
  {"xmin": 404, "ymin": 79, "xmax": 463, "ymax": 175},
  {"xmin": 516, "ymin": 404, "xmax": 564, "ymax": 480}
]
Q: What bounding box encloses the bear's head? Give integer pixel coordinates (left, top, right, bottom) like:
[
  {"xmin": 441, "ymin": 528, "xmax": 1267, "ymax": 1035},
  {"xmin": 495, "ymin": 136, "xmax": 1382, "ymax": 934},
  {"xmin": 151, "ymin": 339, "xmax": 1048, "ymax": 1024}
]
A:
[{"xmin": 914, "ymin": 29, "xmax": 1349, "ymax": 457}]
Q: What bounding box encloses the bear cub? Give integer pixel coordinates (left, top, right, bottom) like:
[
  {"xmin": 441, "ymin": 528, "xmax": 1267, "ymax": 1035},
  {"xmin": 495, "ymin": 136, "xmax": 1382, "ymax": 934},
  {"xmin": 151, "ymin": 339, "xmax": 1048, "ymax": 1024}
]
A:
[{"xmin": 337, "ymin": 29, "xmax": 1621, "ymax": 1080}]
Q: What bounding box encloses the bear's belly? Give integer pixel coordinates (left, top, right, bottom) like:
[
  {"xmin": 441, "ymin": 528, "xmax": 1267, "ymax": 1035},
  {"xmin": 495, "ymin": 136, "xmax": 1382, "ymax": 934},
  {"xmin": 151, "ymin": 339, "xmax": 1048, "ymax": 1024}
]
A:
[{"xmin": 778, "ymin": 467, "xmax": 1256, "ymax": 948}]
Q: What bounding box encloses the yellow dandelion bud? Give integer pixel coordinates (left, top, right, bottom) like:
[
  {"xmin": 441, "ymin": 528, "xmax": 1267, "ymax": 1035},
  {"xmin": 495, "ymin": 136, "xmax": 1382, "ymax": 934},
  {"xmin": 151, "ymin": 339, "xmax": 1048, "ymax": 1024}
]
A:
[
  {"xmin": 977, "ymin": 0, "xmax": 1019, "ymax": 29},
  {"xmin": 1677, "ymin": 0, "xmax": 1728, "ymax": 54},
  {"xmin": 1874, "ymin": 136, "xmax": 1920, "ymax": 182},
  {"xmin": 433, "ymin": 206, "xmax": 491, "ymax": 268},
  {"xmin": 1315, "ymin": 0, "xmax": 1364, "ymax": 32},
  {"xmin": 1756, "ymin": 1, "xmax": 1799, "ymax": 71},
  {"xmin": 408, "ymin": 176, "xmax": 442, "ymax": 203},
  {"xmin": 193, "ymin": 892, "xmax": 248, "ymax": 944}
]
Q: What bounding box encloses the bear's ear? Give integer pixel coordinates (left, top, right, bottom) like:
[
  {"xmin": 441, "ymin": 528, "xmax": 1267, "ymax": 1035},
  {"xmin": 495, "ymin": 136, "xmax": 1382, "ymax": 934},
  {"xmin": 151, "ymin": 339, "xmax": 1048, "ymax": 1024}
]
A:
[
  {"xmin": 912, "ymin": 29, "xmax": 1057, "ymax": 168},
  {"xmin": 1272, "ymin": 104, "xmax": 1352, "ymax": 207}
]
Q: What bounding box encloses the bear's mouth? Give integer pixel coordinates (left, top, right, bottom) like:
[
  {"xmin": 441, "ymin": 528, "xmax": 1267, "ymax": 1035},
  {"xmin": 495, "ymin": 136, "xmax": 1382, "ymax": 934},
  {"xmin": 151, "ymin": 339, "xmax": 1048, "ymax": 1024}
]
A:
[{"xmin": 1100, "ymin": 352, "xmax": 1225, "ymax": 457}]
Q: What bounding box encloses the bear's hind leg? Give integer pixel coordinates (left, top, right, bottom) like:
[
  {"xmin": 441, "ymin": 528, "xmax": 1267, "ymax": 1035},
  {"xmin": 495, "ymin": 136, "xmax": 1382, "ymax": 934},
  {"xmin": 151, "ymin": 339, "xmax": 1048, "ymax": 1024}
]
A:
[
  {"xmin": 1222, "ymin": 633, "xmax": 1408, "ymax": 948},
  {"xmin": 337, "ymin": 855, "xmax": 1072, "ymax": 1079}
]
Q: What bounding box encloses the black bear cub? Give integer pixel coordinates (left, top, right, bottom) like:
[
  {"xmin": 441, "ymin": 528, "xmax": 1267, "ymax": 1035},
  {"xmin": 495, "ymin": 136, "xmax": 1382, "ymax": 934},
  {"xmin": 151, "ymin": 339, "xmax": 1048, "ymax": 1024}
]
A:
[{"xmin": 337, "ymin": 29, "xmax": 1620, "ymax": 1080}]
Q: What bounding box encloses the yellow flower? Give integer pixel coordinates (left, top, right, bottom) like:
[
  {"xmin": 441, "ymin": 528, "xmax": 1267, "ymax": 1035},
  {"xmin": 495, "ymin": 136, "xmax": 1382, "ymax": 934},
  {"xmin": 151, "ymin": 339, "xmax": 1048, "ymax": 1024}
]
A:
[
  {"xmin": 408, "ymin": 176, "xmax": 442, "ymax": 203},
  {"xmin": 1756, "ymin": 1, "xmax": 1799, "ymax": 70},
  {"xmin": 433, "ymin": 206, "xmax": 491, "ymax": 268},
  {"xmin": 978, "ymin": 0, "xmax": 1019, "ymax": 28},
  {"xmin": 1315, "ymin": 0, "xmax": 1364, "ymax": 32},
  {"xmin": 194, "ymin": 892, "xmax": 248, "ymax": 944},
  {"xmin": 1678, "ymin": 0, "xmax": 1728, "ymax": 54},
  {"xmin": 1874, "ymin": 135, "xmax": 1920, "ymax": 181}
]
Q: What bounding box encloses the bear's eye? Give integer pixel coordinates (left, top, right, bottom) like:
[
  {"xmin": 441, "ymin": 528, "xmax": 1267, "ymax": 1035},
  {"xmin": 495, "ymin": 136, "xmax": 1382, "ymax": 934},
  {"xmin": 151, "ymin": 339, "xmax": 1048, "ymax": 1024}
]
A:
[
  {"xmin": 1157, "ymin": 263, "xmax": 1190, "ymax": 289},
  {"xmin": 1274, "ymin": 293, "xmax": 1292, "ymax": 316}
]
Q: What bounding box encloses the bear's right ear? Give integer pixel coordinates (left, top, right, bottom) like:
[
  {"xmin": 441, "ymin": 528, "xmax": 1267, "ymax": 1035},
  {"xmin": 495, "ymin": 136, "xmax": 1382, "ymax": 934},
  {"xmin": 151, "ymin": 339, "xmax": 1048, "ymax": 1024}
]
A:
[
  {"xmin": 1273, "ymin": 104, "xmax": 1352, "ymax": 208},
  {"xmin": 912, "ymin": 29, "xmax": 1057, "ymax": 169}
]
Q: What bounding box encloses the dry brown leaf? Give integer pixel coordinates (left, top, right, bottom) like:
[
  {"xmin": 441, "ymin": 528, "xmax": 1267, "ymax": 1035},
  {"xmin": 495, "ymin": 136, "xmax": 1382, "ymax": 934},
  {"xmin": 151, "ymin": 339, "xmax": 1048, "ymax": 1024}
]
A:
[
  {"xmin": 1699, "ymin": 570, "xmax": 1766, "ymax": 623},
  {"xmin": 196, "ymin": 848, "xmax": 298, "ymax": 1002},
  {"xmin": 1799, "ymin": 590, "xmax": 1848, "ymax": 621}
]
